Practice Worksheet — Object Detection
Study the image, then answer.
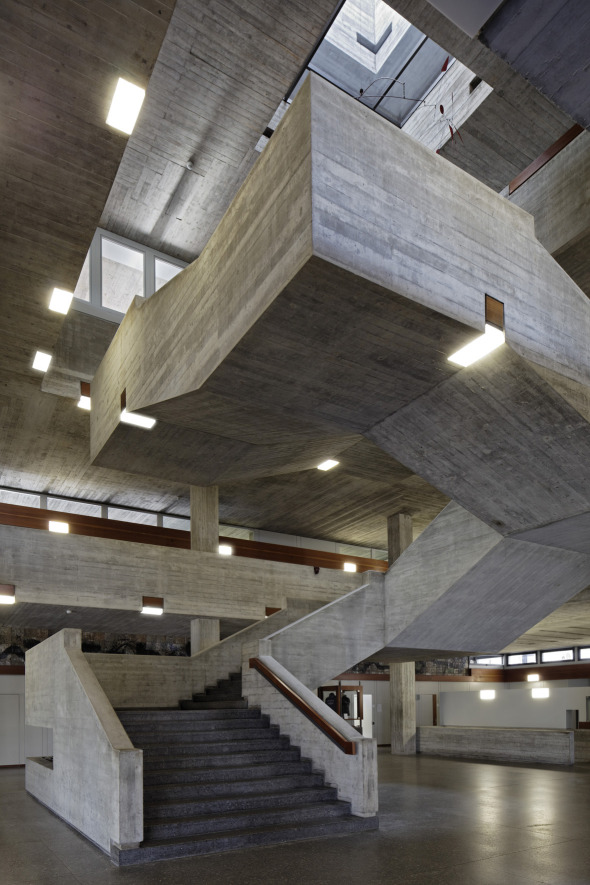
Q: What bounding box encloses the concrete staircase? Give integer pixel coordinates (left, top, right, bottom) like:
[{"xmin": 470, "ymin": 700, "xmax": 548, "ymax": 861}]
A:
[{"xmin": 114, "ymin": 676, "xmax": 377, "ymax": 864}]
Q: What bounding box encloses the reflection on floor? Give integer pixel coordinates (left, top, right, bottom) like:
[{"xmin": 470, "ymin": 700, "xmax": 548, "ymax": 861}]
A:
[{"xmin": 1, "ymin": 749, "xmax": 589, "ymax": 884}]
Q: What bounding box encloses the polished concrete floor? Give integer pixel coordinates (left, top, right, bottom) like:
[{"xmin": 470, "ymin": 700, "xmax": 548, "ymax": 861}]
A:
[{"xmin": 2, "ymin": 750, "xmax": 590, "ymax": 884}]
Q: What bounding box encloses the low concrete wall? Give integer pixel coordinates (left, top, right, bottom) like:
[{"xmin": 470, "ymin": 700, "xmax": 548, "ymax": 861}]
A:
[
  {"xmin": 86, "ymin": 655, "xmax": 193, "ymax": 709},
  {"xmin": 417, "ymin": 726, "xmax": 574, "ymax": 765},
  {"xmin": 574, "ymin": 730, "xmax": 590, "ymax": 762},
  {"xmin": 25, "ymin": 630, "xmax": 143, "ymax": 855},
  {"xmin": 242, "ymin": 649, "xmax": 377, "ymax": 817}
]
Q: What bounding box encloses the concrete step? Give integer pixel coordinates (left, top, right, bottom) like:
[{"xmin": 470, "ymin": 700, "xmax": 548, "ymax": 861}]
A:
[
  {"xmin": 144, "ymin": 759, "xmax": 313, "ymax": 789},
  {"xmin": 143, "ymin": 800, "xmax": 352, "ymax": 841},
  {"xmin": 144, "ymin": 785, "xmax": 339, "ymax": 820},
  {"xmin": 134, "ymin": 726, "xmax": 281, "ymax": 747},
  {"xmin": 117, "ymin": 708, "xmax": 261, "ymax": 723},
  {"xmin": 141, "ymin": 736, "xmax": 290, "ymax": 761},
  {"xmin": 144, "ymin": 772, "xmax": 326, "ymax": 803},
  {"xmin": 112, "ymin": 815, "xmax": 379, "ymax": 865},
  {"xmin": 180, "ymin": 699, "xmax": 248, "ymax": 710},
  {"xmin": 142, "ymin": 747, "xmax": 301, "ymax": 772}
]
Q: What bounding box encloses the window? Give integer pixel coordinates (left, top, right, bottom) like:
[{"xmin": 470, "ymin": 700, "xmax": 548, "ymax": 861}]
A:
[
  {"xmin": 470, "ymin": 656, "xmax": 503, "ymax": 667},
  {"xmin": 507, "ymin": 652, "xmax": 537, "ymax": 665},
  {"xmin": 541, "ymin": 648, "xmax": 574, "ymax": 663},
  {"xmin": 73, "ymin": 229, "xmax": 187, "ymax": 321},
  {"xmin": 580, "ymin": 648, "xmax": 590, "ymax": 660}
]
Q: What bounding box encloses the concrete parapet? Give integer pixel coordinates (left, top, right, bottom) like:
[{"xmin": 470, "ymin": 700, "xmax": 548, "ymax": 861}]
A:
[
  {"xmin": 417, "ymin": 725, "xmax": 575, "ymax": 765},
  {"xmin": 242, "ymin": 650, "xmax": 377, "ymax": 817},
  {"xmin": 25, "ymin": 629, "xmax": 143, "ymax": 854}
]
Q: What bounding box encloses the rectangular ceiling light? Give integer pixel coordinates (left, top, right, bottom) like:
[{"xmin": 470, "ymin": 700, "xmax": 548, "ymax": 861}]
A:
[
  {"xmin": 32, "ymin": 351, "xmax": 52, "ymax": 372},
  {"xmin": 106, "ymin": 78, "xmax": 145, "ymax": 135},
  {"xmin": 218, "ymin": 544, "xmax": 233, "ymax": 556},
  {"xmin": 448, "ymin": 324, "xmax": 505, "ymax": 367},
  {"xmin": 120, "ymin": 408, "xmax": 156, "ymax": 430},
  {"xmin": 532, "ymin": 687, "xmax": 550, "ymax": 698},
  {"xmin": 141, "ymin": 595, "xmax": 164, "ymax": 615},
  {"xmin": 48, "ymin": 521, "xmax": 69, "ymax": 533},
  {"xmin": 317, "ymin": 459, "xmax": 339, "ymax": 471},
  {"xmin": 0, "ymin": 584, "xmax": 15, "ymax": 605},
  {"xmin": 49, "ymin": 287, "xmax": 74, "ymax": 314},
  {"xmin": 479, "ymin": 689, "xmax": 496, "ymax": 700},
  {"xmin": 78, "ymin": 396, "xmax": 91, "ymax": 410},
  {"xmin": 527, "ymin": 673, "xmax": 540, "ymax": 682},
  {"xmin": 343, "ymin": 562, "xmax": 357, "ymax": 572}
]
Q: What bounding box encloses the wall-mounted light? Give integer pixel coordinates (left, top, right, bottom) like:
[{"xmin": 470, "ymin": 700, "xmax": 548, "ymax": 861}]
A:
[
  {"xmin": 532, "ymin": 687, "xmax": 550, "ymax": 699},
  {"xmin": 0, "ymin": 584, "xmax": 16, "ymax": 605},
  {"xmin": 527, "ymin": 673, "xmax": 540, "ymax": 682},
  {"xmin": 49, "ymin": 287, "xmax": 74, "ymax": 315},
  {"xmin": 48, "ymin": 521, "xmax": 69, "ymax": 534},
  {"xmin": 448, "ymin": 324, "xmax": 505, "ymax": 367},
  {"xmin": 141, "ymin": 595, "xmax": 164, "ymax": 615},
  {"xmin": 317, "ymin": 459, "xmax": 339, "ymax": 471},
  {"xmin": 32, "ymin": 351, "xmax": 52, "ymax": 372},
  {"xmin": 343, "ymin": 562, "xmax": 357, "ymax": 572},
  {"xmin": 218, "ymin": 544, "xmax": 233, "ymax": 556},
  {"xmin": 480, "ymin": 690, "xmax": 496, "ymax": 700},
  {"xmin": 106, "ymin": 78, "xmax": 145, "ymax": 135},
  {"xmin": 78, "ymin": 381, "xmax": 91, "ymax": 411}
]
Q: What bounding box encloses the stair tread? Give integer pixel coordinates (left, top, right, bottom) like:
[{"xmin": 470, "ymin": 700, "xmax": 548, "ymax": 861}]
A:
[
  {"xmin": 144, "ymin": 786, "xmax": 337, "ymax": 814},
  {"xmin": 145, "ymin": 799, "xmax": 349, "ymax": 825}
]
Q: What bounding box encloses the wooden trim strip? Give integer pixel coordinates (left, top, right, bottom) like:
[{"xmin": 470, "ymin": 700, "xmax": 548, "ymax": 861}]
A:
[
  {"xmin": 509, "ymin": 123, "xmax": 584, "ymax": 195},
  {"xmin": 249, "ymin": 657, "xmax": 357, "ymax": 755}
]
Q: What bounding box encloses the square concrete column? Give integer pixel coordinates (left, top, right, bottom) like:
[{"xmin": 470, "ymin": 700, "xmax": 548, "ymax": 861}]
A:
[
  {"xmin": 190, "ymin": 485, "xmax": 219, "ymax": 553},
  {"xmin": 191, "ymin": 618, "xmax": 220, "ymax": 655},
  {"xmin": 388, "ymin": 511, "xmax": 416, "ymax": 753},
  {"xmin": 387, "ymin": 512, "xmax": 413, "ymax": 566}
]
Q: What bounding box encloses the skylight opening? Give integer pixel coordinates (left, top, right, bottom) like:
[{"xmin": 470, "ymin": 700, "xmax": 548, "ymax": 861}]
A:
[
  {"xmin": 49, "ymin": 287, "xmax": 74, "ymax": 315},
  {"xmin": 448, "ymin": 324, "xmax": 505, "ymax": 367},
  {"xmin": 32, "ymin": 351, "xmax": 52, "ymax": 372},
  {"xmin": 120, "ymin": 408, "xmax": 156, "ymax": 430}
]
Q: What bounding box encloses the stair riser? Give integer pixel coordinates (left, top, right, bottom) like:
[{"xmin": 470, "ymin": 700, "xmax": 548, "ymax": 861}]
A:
[
  {"xmin": 123, "ymin": 720, "xmax": 268, "ymax": 737},
  {"xmin": 144, "ymin": 802, "xmax": 351, "ymax": 840},
  {"xmin": 144, "ymin": 760, "xmax": 312, "ymax": 788},
  {"xmin": 142, "ymin": 740, "xmax": 291, "ymax": 764},
  {"xmin": 180, "ymin": 700, "xmax": 248, "ymax": 710},
  {"xmin": 141, "ymin": 735, "xmax": 288, "ymax": 754},
  {"xmin": 144, "ymin": 787, "xmax": 339, "ymax": 820},
  {"xmin": 132, "ymin": 728, "xmax": 280, "ymax": 748},
  {"xmin": 142, "ymin": 749, "xmax": 301, "ymax": 770},
  {"xmin": 117, "ymin": 709, "xmax": 263, "ymax": 722},
  {"xmin": 113, "ymin": 816, "xmax": 379, "ymax": 865},
  {"xmin": 144, "ymin": 773, "xmax": 326, "ymax": 802},
  {"xmin": 125, "ymin": 726, "xmax": 274, "ymax": 746}
]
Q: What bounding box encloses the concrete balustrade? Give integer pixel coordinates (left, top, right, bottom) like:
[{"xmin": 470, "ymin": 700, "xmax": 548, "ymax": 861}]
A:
[{"xmin": 25, "ymin": 629, "xmax": 143, "ymax": 855}]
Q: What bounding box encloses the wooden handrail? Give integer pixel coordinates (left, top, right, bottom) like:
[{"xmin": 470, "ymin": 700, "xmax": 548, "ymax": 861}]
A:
[
  {"xmin": 509, "ymin": 123, "xmax": 583, "ymax": 195},
  {"xmin": 249, "ymin": 657, "xmax": 357, "ymax": 755}
]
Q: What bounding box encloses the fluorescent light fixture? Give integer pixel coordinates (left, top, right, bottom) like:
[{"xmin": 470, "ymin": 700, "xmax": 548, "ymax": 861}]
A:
[
  {"xmin": 527, "ymin": 673, "xmax": 540, "ymax": 682},
  {"xmin": 0, "ymin": 584, "xmax": 15, "ymax": 605},
  {"xmin": 317, "ymin": 459, "xmax": 339, "ymax": 471},
  {"xmin": 49, "ymin": 287, "xmax": 73, "ymax": 314},
  {"xmin": 141, "ymin": 595, "xmax": 164, "ymax": 615},
  {"xmin": 479, "ymin": 690, "xmax": 496, "ymax": 700},
  {"xmin": 78, "ymin": 395, "xmax": 91, "ymax": 410},
  {"xmin": 218, "ymin": 544, "xmax": 233, "ymax": 556},
  {"xmin": 532, "ymin": 687, "xmax": 550, "ymax": 699},
  {"xmin": 32, "ymin": 351, "xmax": 52, "ymax": 372},
  {"xmin": 106, "ymin": 78, "xmax": 145, "ymax": 135},
  {"xmin": 343, "ymin": 562, "xmax": 357, "ymax": 572},
  {"xmin": 448, "ymin": 324, "xmax": 505, "ymax": 367},
  {"xmin": 48, "ymin": 521, "xmax": 69, "ymax": 534},
  {"xmin": 120, "ymin": 408, "xmax": 156, "ymax": 430}
]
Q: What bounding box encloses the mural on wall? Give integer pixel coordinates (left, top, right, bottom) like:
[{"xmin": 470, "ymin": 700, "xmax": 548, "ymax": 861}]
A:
[
  {"xmin": 346, "ymin": 656, "xmax": 470, "ymax": 676},
  {"xmin": 0, "ymin": 627, "xmax": 190, "ymax": 666}
]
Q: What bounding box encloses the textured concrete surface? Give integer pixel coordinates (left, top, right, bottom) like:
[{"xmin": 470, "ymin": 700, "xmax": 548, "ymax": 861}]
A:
[
  {"xmin": 417, "ymin": 726, "xmax": 575, "ymax": 765},
  {"xmin": 86, "ymin": 654, "xmax": 193, "ymax": 710},
  {"xmin": 4, "ymin": 751, "xmax": 590, "ymax": 883},
  {"xmin": 25, "ymin": 629, "xmax": 143, "ymax": 853}
]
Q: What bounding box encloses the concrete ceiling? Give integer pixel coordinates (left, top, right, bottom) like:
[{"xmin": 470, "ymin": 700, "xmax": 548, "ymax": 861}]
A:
[{"xmin": 2, "ymin": 0, "xmax": 590, "ymax": 652}]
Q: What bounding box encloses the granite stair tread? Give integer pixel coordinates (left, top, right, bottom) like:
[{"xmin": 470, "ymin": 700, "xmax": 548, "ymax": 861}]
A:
[{"xmin": 144, "ymin": 785, "xmax": 339, "ymax": 819}]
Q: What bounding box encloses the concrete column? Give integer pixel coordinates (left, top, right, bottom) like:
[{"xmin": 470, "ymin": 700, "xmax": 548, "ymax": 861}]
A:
[
  {"xmin": 387, "ymin": 512, "xmax": 412, "ymax": 566},
  {"xmin": 191, "ymin": 618, "xmax": 220, "ymax": 655},
  {"xmin": 190, "ymin": 485, "xmax": 219, "ymax": 553},
  {"xmin": 388, "ymin": 511, "xmax": 416, "ymax": 754}
]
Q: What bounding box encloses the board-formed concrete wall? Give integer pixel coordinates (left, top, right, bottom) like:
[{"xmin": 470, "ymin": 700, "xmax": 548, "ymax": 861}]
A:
[
  {"xmin": 25, "ymin": 630, "xmax": 143, "ymax": 854},
  {"xmin": 417, "ymin": 726, "xmax": 574, "ymax": 765},
  {"xmin": 86, "ymin": 655, "xmax": 193, "ymax": 709}
]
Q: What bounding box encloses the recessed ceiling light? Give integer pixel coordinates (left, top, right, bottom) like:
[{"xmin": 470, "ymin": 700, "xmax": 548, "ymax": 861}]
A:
[
  {"xmin": 0, "ymin": 584, "xmax": 15, "ymax": 605},
  {"xmin": 32, "ymin": 351, "xmax": 52, "ymax": 372},
  {"xmin": 48, "ymin": 521, "xmax": 69, "ymax": 534},
  {"xmin": 141, "ymin": 595, "xmax": 164, "ymax": 615},
  {"xmin": 78, "ymin": 396, "xmax": 91, "ymax": 411},
  {"xmin": 106, "ymin": 78, "xmax": 145, "ymax": 135},
  {"xmin": 343, "ymin": 562, "xmax": 357, "ymax": 572},
  {"xmin": 532, "ymin": 687, "xmax": 550, "ymax": 699},
  {"xmin": 317, "ymin": 459, "xmax": 339, "ymax": 471},
  {"xmin": 219, "ymin": 544, "xmax": 233, "ymax": 556},
  {"xmin": 527, "ymin": 673, "xmax": 540, "ymax": 682},
  {"xmin": 141, "ymin": 605, "xmax": 163, "ymax": 615},
  {"xmin": 120, "ymin": 408, "xmax": 156, "ymax": 429},
  {"xmin": 49, "ymin": 287, "xmax": 73, "ymax": 315},
  {"xmin": 479, "ymin": 690, "xmax": 495, "ymax": 700},
  {"xmin": 448, "ymin": 324, "xmax": 505, "ymax": 367}
]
